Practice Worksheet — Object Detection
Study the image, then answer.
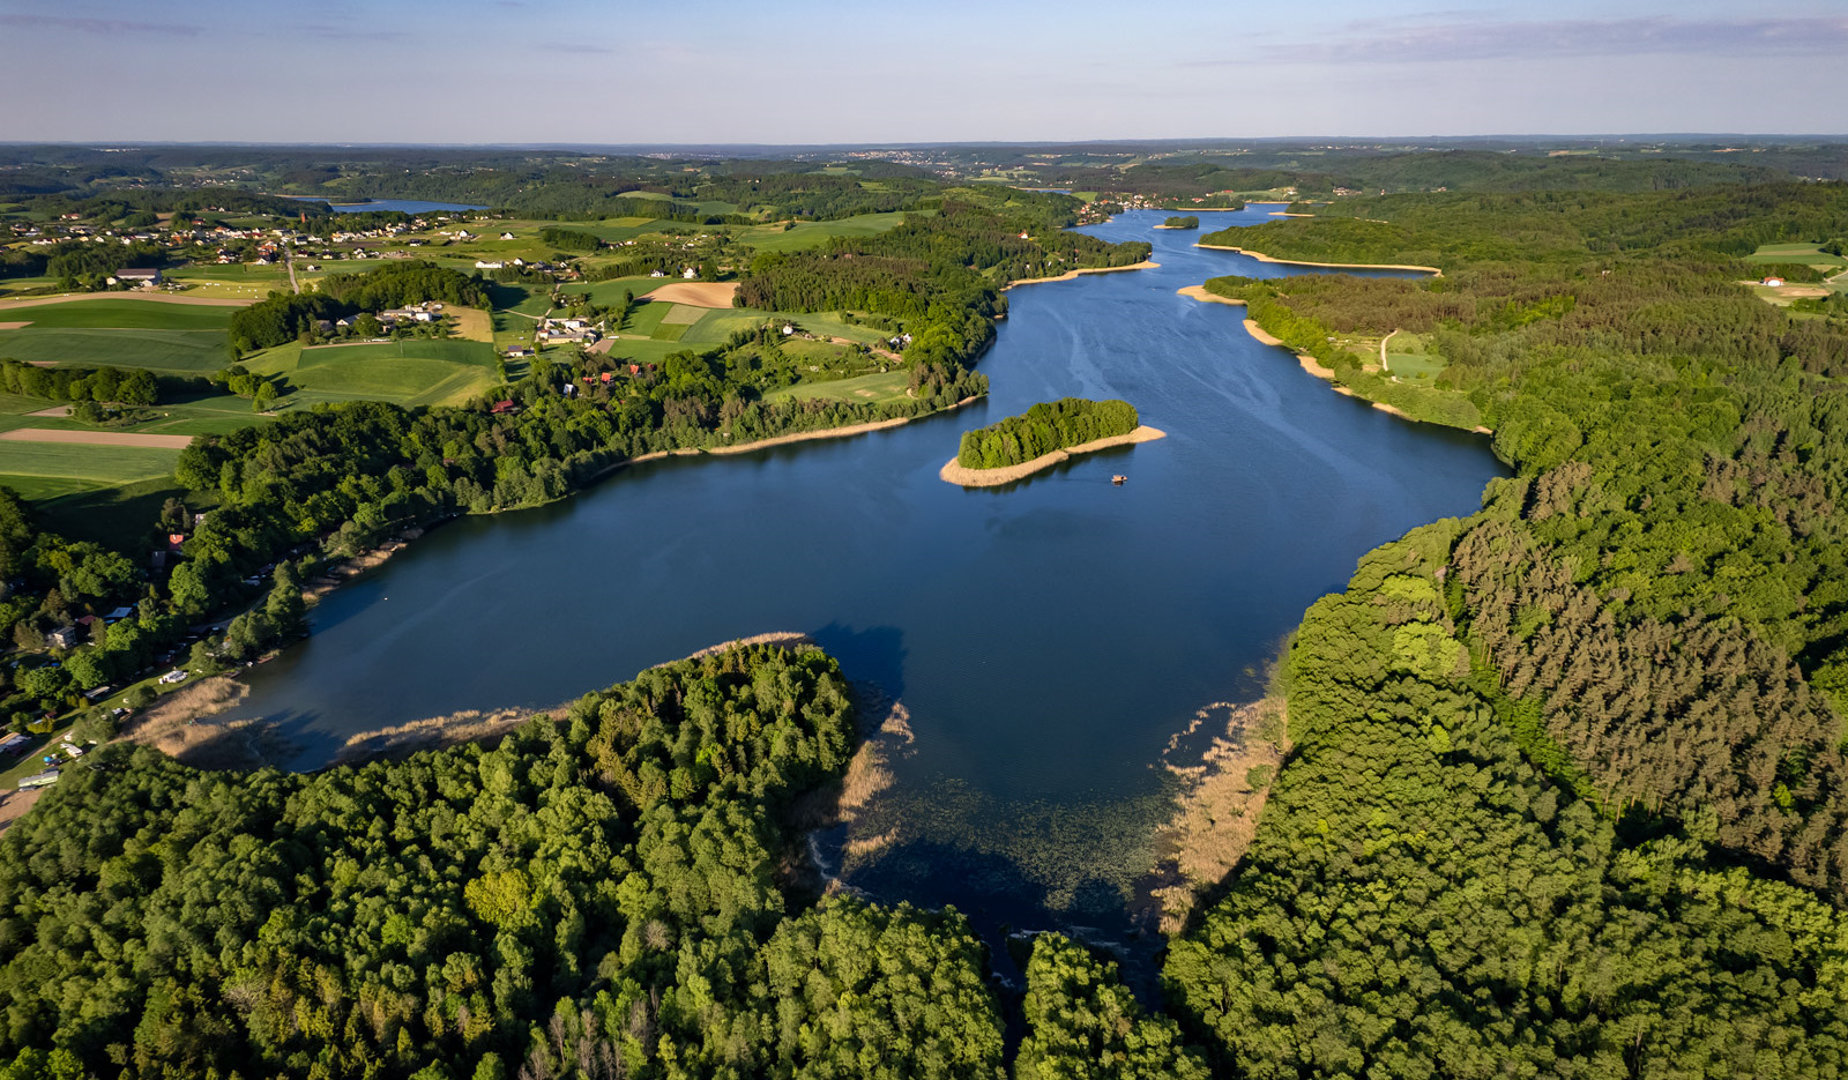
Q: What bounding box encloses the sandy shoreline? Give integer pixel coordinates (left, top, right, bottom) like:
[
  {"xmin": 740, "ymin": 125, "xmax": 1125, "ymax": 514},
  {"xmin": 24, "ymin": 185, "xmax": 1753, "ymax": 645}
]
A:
[
  {"xmin": 1179, "ymin": 284, "xmax": 1492, "ymax": 433},
  {"xmin": 331, "ymin": 633, "xmax": 817, "ymax": 766},
  {"xmin": 939, "ymin": 425, "xmax": 1166, "ymax": 487},
  {"xmin": 1005, "ymin": 260, "xmax": 1159, "ymax": 289},
  {"xmin": 1194, "ymin": 242, "xmax": 1441, "ymax": 276}
]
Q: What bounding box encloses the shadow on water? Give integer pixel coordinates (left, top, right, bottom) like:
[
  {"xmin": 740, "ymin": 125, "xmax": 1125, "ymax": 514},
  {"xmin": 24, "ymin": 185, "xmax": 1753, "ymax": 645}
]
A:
[{"xmin": 809, "ymin": 622, "xmax": 907, "ymax": 700}]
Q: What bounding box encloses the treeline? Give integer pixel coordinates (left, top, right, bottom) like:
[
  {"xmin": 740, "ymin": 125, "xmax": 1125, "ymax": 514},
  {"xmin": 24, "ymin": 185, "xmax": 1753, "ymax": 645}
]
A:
[
  {"xmin": 539, "ymin": 226, "xmax": 603, "ymax": 251},
  {"xmin": 0, "ymin": 642, "xmax": 1215, "ymax": 1079},
  {"xmin": 0, "ymin": 358, "xmax": 163, "ymax": 405},
  {"xmin": 1166, "ymin": 178, "xmax": 1848, "ymax": 1074},
  {"xmin": 957, "ymin": 398, "xmax": 1138, "ymax": 469},
  {"xmin": 169, "ymin": 349, "xmax": 984, "ymax": 592}
]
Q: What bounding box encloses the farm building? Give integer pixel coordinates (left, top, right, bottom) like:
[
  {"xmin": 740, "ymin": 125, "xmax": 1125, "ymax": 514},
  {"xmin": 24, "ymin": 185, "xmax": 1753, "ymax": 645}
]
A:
[{"xmin": 112, "ymin": 268, "xmax": 162, "ymax": 286}]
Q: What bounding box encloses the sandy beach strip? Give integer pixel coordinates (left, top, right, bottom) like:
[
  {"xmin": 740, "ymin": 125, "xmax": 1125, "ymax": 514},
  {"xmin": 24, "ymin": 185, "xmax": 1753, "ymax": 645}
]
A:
[
  {"xmin": 1176, "ymin": 286, "xmax": 1335, "ymax": 376},
  {"xmin": 0, "ymin": 321, "xmax": 31, "ymax": 330},
  {"xmin": 707, "ymin": 416, "xmax": 911, "ymax": 455},
  {"xmin": 939, "ymin": 425, "xmax": 1166, "ymax": 487},
  {"xmin": 0, "ymin": 428, "xmax": 194, "ymax": 449},
  {"xmin": 1005, "ymin": 260, "xmax": 1160, "ymax": 289},
  {"xmin": 0, "ymin": 292, "xmax": 251, "ymax": 311},
  {"xmin": 1267, "ymin": 212, "xmax": 1314, "ymax": 218},
  {"xmin": 1194, "ymin": 242, "xmax": 1441, "ymax": 276}
]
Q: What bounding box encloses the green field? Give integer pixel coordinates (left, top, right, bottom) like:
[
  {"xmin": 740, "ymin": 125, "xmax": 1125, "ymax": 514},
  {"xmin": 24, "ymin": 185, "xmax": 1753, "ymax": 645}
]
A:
[
  {"xmin": 762, "ymin": 369, "xmax": 912, "ymax": 406},
  {"xmin": 680, "ymin": 308, "xmax": 888, "ymax": 348},
  {"xmin": 0, "ymin": 298, "xmax": 234, "ymax": 330},
  {"xmin": 0, "ymin": 327, "xmax": 229, "ymax": 372},
  {"xmin": 0, "ymin": 442, "xmax": 183, "ymax": 492},
  {"xmin": 1384, "ymin": 332, "xmax": 1446, "ymax": 380},
  {"xmin": 728, "ymin": 211, "xmax": 924, "ymax": 253},
  {"xmin": 249, "ymin": 339, "xmax": 499, "ymax": 407},
  {"xmin": 1744, "ymin": 242, "xmax": 1848, "ymax": 268}
]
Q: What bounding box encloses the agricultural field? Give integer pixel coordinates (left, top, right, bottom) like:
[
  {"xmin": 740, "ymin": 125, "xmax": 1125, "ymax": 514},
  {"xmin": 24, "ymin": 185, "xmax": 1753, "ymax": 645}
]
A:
[
  {"xmin": 761, "ymin": 369, "xmax": 913, "ymax": 406},
  {"xmin": 247, "ymin": 338, "xmax": 500, "ymax": 407},
  {"xmin": 0, "ymin": 327, "xmax": 228, "ymax": 373},
  {"xmin": 0, "ymin": 297, "xmax": 234, "ymax": 330},
  {"xmin": 1744, "ymin": 242, "xmax": 1847, "ymax": 269},
  {"xmin": 166, "ymin": 264, "xmax": 295, "ymax": 299},
  {"xmin": 727, "ymin": 210, "xmax": 924, "ymax": 253}
]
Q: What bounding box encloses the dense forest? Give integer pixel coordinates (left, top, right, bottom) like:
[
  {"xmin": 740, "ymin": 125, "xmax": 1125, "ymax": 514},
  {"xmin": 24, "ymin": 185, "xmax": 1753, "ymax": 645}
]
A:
[
  {"xmin": 956, "ymin": 398, "xmax": 1139, "ymax": 469},
  {"xmin": 1163, "ymin": 177, "xmax": 1848, "ymax": 1075}
]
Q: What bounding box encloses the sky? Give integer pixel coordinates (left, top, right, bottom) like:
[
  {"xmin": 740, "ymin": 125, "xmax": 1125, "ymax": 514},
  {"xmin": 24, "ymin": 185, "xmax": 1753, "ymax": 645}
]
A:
[{"xmin": 2, "ymin": 0, "xmax": 1846, "ymax": 144}]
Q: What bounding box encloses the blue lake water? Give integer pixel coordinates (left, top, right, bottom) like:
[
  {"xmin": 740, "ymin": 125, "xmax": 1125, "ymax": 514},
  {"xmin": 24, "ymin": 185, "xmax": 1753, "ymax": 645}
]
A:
[{"xmin": 227, "ymin": 206, "xmax": 1505, "ymax": 961}]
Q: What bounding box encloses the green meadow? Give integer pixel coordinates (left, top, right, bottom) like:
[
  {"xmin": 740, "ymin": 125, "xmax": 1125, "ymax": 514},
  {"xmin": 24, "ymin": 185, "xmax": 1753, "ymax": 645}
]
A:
[
  {"xmin": 248, "ymin": 339, "xmax": 500, "ymax": 407},
  {"xmin": 1744, "ymin": 242, "xmax": 1848, "ymax": 268},
  {"xmin": 728, "ymin": 210, "xmax": 924, "ymax": 253},
  {"xmin": 0, "ymin": 327, "xmax": 228, "ymax": 373},
  {"xmin": 0, "ymin": 298, "xmax": 234, "ymax": 330},
  {"xmin": 1384, "ymin": 332, "xmax": 1446, "ymax": 380},
  {"xmin": 761, "ymin": 369, "xmax": 913, "ymax": 407}
]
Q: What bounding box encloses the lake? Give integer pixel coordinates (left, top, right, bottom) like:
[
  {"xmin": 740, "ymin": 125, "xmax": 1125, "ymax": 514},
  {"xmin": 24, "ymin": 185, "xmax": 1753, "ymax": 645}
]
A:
[{"xmin": 227, "ymin": 206, "xmax": 1505, "ymax": 968}]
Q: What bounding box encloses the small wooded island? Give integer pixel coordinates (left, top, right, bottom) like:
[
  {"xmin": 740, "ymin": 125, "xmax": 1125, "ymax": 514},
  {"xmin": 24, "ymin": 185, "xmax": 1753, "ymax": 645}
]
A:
[
  {"xmin": 1158, "ymin": 215, "xmax": 1201, "ymax": 229},
  {"xmin": 941, "ymin": 397, "xmax": 1166, "ymax": 487}
]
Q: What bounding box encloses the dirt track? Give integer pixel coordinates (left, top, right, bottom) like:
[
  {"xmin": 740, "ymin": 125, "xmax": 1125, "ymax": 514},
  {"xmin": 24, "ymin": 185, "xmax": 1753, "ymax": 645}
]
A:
[
  {"xmin": 0, "ymin": 428, "xmax": 195, "ymax": 449},
  {"xmin": 0, "ymin": 292, "xmax": 250, "ymax": 311}
]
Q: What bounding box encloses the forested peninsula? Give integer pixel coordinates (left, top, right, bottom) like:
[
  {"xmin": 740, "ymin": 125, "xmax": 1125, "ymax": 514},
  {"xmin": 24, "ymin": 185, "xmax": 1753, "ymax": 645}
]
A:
[
  {"xmin": 1162, "ymin": 180, "xmax": 1848, "ymax": 1075},
  {"xmin": 941, "ymin": 397, "xmax": 1164, "ymax": 486}
]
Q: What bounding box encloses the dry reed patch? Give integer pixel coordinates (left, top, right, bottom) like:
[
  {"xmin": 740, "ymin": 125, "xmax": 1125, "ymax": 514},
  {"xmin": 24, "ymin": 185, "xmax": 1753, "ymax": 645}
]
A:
[{"xmin": 1150, "ymin": 696, "xmax": 1290, "ymax": 934}]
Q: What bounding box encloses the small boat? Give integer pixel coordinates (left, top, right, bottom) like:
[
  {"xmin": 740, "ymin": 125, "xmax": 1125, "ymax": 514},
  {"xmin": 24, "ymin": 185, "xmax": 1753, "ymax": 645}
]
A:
[{"xmin": 1111, "ymin": 474, "xmax": 1127, "ymax": 485}]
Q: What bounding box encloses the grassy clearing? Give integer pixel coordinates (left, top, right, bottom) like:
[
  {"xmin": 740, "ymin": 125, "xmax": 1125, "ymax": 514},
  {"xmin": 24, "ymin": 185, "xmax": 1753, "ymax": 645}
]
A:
[
  {"xmin": 0, "ymin": 327, "xmax": 229, "ymax": 372},
  {"xmin": 728, "ymin": 211, "xmax": 924, "ymax": 253},
  {"xmin": 0, "ymin": 298, "xmax": 233, "ymax": 330},
  {"xmin": 1384, "ymin": 331, "xmax": 1446, "ymax": 380},
  {"xmin": 648, "ymin": 323, "xmax": 688, "ymax": 343},
  {"xmin": 563, "ymin": 276, "xmax": 679, "ymax": 310},
  {"xmin": 1744, "ymin": 242, "xmax": 1847, "ymax": 268},
  {"xmin": 762, "ymin": 369, "xmax": 912, "ymax": 406},
  {"xmin": 0, "ymin": 441, "xmax": 182, "ymax": 489}
]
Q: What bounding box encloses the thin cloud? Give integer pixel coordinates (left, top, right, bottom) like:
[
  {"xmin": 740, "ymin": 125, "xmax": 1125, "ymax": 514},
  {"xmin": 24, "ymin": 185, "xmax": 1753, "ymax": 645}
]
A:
[
  {"xmin": 1189, "ymin": 15, "xmax": 1848, "ymax": 65},
  {"xmin": 0, "ymin": 12, "xmax": 201, "ymax": 36}
]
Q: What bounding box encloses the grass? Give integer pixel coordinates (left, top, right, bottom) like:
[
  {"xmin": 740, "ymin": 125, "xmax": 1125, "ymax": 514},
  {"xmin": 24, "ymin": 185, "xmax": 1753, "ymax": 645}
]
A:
[
  {"xmin": 727, "ymin": 211, "xmax": 925, "ymax": 253},
  {"xmin": 0, "ymin": 298, "xmax": 233, "ymax": 330},
  {"xmin": 249, "ymin": 338, "xmax": 499, "ymax": 407},
  {"xmin": 1744, "ymin": 242, "xmax": 1848, "ymax": 268},
  {"xmin": 1384, "ymin": 332, "xmax": 1447, "ymax": 380},
  {"xmin": 0, "ymin": 442, "xmax": 183, "ymax": 492},
  {"xmin": 0, "ymin": 328, "xmax": 229, "ymax": 373},
  {"xmin": 28, "ymin": 476, "xmax": 191, "ymax": 547},
  {"xmin": 762, "ymin": 369, "xmax": 913, "ymax": 406}
]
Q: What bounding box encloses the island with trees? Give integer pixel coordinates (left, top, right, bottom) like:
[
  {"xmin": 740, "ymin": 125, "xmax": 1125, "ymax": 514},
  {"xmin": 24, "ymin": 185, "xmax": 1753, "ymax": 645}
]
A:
[
  {"xmin": 1158, "ymin": 215, "xmax": 1200, "ymax": 229},
  {"xmin": 940, "ymin": 397, "xmax": 1164, "ymax": 487}
]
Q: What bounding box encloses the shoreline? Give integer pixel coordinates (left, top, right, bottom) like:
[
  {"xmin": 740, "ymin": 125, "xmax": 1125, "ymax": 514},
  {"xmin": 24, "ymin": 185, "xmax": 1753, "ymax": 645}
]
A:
[
  {"xmin": 1004, "ymin": 260, "xmax": 1159, "ymax": 290},
  {"xmin": 1194, "ymin": 242, "xmax": 1441, "ymax": 276},
  {"xmin": 939, "ymin": 425, "xmax": 1166, "ymax": 487},
  {"xmin": 1178, "ymin": 285, "xmax": 1492, "ymax": 434}
]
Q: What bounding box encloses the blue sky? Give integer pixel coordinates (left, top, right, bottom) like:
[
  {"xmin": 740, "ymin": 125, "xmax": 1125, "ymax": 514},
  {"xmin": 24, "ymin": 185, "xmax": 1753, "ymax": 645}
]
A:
[{"xmin": 3, "ymin": 0, "xmax": 1845, "ymax": 143}]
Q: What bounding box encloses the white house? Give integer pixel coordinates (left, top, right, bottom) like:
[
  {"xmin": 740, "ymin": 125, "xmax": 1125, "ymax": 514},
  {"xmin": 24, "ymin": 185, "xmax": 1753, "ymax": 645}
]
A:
[
  {"xmin": 682, "ymin": 267, "xmax": 697, "ymax": 279},
  {"xmin": 476, "ymin": 260, "xmax": 505, "ymax": 270}
]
